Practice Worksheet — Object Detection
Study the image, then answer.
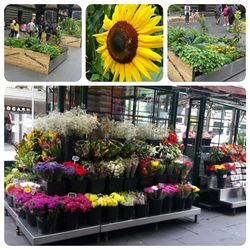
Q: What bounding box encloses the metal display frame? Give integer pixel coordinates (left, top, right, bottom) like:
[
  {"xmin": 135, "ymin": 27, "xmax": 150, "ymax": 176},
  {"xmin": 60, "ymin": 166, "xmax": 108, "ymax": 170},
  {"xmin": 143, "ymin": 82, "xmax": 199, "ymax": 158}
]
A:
[{"xmin": 5, "ymin": 201, "xmax": 201, "ymax": 245}]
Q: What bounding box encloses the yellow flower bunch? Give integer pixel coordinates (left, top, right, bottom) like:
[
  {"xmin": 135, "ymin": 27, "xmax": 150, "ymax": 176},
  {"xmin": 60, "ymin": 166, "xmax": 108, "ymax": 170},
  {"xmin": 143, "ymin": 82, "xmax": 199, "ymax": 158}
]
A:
[
  {"xmin": 5, "ymin": 183, "xmax": 15, "ymax": 192},
  {"xmin": 191, "ymin": 185, "xmax": 200, "ymax": 193},
  {"xmin": 23, "ymin": 186, "xmax": 32, "ymax": 193},
  {"xmin": 213, "ymin": 164, "xmax": 225, "ymax": 171},
  {"xmin": 207, "ymin": 44, "xmax": 236, "ymax": 55}
]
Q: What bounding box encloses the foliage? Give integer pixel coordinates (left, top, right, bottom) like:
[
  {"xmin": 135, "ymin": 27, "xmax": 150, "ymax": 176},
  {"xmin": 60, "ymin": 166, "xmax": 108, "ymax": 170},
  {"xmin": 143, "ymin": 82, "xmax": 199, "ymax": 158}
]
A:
[
  {"xmin": 86, "ymin": 5, "xmax": 114, "ymax": 81},
  {"xmin": 168, "ymin": 5, "xmax": 183, "ymax": 14},
  {"xmin": 4, "ymin": 37, "xmax": 64, "ymax": 59},
  {"xmin": 177, "ymin": 45, "xmax": 227, "ymax": 74},
  {"xmin": 198, "ymin": 14, "xmax": 209, "ymax": 34},
  {"xmin": 59, "ymin": 18, "xmax": 82, "ymax": 38},
  {"xmin": 4, "ymin": 168, "xmax": 35, "ymax": 186}
]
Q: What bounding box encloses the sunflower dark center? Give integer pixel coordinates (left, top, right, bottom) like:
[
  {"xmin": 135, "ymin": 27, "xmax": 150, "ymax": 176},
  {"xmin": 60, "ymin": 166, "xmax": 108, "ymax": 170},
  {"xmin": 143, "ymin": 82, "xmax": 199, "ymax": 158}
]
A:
[{"xmin": 107, "ymin": 21, "xmax": 138, "ymax": 64}]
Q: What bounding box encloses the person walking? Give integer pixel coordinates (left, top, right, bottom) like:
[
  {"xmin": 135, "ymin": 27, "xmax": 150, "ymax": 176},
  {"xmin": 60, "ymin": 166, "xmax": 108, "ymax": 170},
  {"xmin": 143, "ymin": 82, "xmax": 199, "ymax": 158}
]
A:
[
  {"xmin": 20, "ymin": 22, "xmax": 27, "ymax": 36},
  {"xmin": 27, "ymin": 19, "xmax": 36, "ymax": 36},
  {"xmin": 228, "ymin": 5, "xmax": 238, "ymax": 25},
  {"xmin": 184, "ymin": 5, "xmax": 191, "ymax": 24},
  {"xmin": 9, "ymin": 20, "xmax": 15, "ymax": 37},
  {"xmin": 223, "ymin": 5, "xmax": 229, "ymax": 26},
  {"xmin": 214, "ymin": 4, "xmax": 222, "ymax": 25},
  {"xmin": 237, "ymin": 4, "xmax": 246, "ymax": 19},
  {"xmin": 13, "ymin": 21, "xmax": 19, "ymax": 37}
]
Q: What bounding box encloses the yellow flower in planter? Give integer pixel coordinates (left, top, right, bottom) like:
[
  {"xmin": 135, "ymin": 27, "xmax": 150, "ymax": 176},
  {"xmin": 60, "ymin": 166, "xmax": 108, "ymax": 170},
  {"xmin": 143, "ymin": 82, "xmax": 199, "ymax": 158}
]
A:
[
  {"xmin": 94, "ymin": 4, "xmax": 163, "ymax": 82},
  {"xmin": 191, "ymin": 185, "xmax": 200, "ymax": 193}
]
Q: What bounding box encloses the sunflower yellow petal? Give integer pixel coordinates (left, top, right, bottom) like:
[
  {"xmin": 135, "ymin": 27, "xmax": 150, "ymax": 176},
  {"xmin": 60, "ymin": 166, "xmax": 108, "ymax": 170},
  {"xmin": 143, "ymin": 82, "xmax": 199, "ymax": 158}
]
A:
[
  {"xmin": 124, "ymin": 63, "xmax": 132, "ymax": 82},
  {"xmin": 138, "ymin": 35, "xmax": 163, "ymax": 48},
  {"xmin": 137, "ymin": 16, "xmax": 162, "ymax": 34},
  {"xmin": 130, "ymin": 63, "xmax": 142, "ymax": 81},
  {"xmin": 103, "ymin": 15, "xmax": 113, "ymax": 30},
  {"xmin": 103, "ymin": 55, "xmax": 114, "ymax": 74},
  {"xmin": 96, "ymin": 44, "xmax": 107, "ymax": 53},
  {"xmin": 93, "ymin": 32, "xmax": 108, "ymax": 44},
  {"xmin": 137, "ymin": 47, "xmax": 162, "ymax": 62},
  {"xmin": 125, "ymin": 5, "xmax": 139, "ymax": 22},
  {"xmin": 100, "ymin": 49, "xmax": 109, "ymax": 60},
  {"xmin": 136, "ymin": 56, "xmax": 160, "ymax": 73},
  {"xmin": 119, "ymin": 64, "xmax": 125, "ymax": 82},
  {"xmin": 112, "ymin": 5, "xmax": 120, "ymax": 24},
  {"xmin": 112, "ymin": 63, "xmax": 120, "ymax": 81},
  {"xmin": 132, "ymin": 57, "xmax": 152, "ymax": 80}
]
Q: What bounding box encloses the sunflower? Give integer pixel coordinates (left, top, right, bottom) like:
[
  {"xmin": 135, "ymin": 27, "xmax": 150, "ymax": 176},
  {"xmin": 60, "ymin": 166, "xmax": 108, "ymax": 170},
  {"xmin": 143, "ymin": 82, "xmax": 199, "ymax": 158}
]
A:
[{"xmin": 93, "ymin": 4, "xmax": 163, "ymax": 82}]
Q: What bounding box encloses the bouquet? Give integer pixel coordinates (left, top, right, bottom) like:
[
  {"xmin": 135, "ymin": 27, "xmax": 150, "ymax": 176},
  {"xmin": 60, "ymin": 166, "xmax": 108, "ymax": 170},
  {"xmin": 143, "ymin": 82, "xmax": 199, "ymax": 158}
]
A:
[
  {"xmin": 104, "ymin": 192, "xmax": 125, "ymax": 207},
  {"xmin": 208, "ymin": 163, "xmax": 236, "ymax": 175},
  {"xmin": 104, "ymin": 158, "xmax": 125, "ymax": 178},
  {"xmin": 158, "ymin": 183, "xmax": 179, "ymax": 197},
  {"xmin": 63, "ymin": 161, "xmax": 88, "ymax": 180},
  {"xmin": 85, "ymin": 193, "xmax": 107, "ymax": 208},
  {"xmin": 120, "ymin": 192, "xmax": 136, "ymax": 206},
  {"xmin": 134, "ymin": 192, "xmax": 147, "ymax": 205},
  {"xmin": 144, "ymin": 185, "xmax": 168, "ymax": 200},
  {"xmin": 34, "ymin": 161, "xmax": 66, "ymax": 182},
  {"xmin": 123, "ymin": 156, "xmax": 139, "ymax": 177},
  {"xmin": 147, "ymin": 159, "xmax": 166, "ymax": 175}
]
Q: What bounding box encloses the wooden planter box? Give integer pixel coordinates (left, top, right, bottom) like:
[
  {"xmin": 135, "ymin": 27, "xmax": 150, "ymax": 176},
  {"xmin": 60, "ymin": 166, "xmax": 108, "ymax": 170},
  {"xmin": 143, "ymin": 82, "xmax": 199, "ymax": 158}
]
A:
[
  {"xmin": 4, "ymin": 46, "xmax": 68, "ymax": 75},
  {"xmin": 168, "ymin": 51, "xmax": 246, "ymax": 82},
  {"xmin": 60, "ymin": 36, "xmax": 82, "ymax": 48}
]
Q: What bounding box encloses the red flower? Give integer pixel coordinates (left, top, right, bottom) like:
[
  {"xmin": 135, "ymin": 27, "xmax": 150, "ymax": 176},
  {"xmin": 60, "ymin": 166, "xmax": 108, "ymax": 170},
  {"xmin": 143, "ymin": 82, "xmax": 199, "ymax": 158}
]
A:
[
  {"xmin": 168, "ymin": 132, "xmax": 177, "ymax": 145},
  {"xmin": 75, "ymin": 165, "xmax": 88, "ymax": 176}
]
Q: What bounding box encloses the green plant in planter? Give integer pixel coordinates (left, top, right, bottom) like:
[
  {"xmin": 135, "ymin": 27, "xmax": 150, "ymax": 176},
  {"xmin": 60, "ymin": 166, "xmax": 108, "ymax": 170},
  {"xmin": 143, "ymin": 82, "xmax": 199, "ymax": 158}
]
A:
[
  {"xmin": 59, "ymin": 18, "xmax": 82, "ymax": 38},
  {"xmin": 198, "ymin": 14, "xmax": 209, "ymax": 34},
  {"xmin": 178, "ymin": 45, "xmax": 227, "ymax": 74}
]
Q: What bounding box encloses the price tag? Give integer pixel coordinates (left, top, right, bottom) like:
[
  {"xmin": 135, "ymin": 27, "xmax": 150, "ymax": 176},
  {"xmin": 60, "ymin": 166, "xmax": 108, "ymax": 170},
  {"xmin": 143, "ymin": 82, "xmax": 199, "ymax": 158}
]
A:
[
  {"xmin": 68, "ymin": 192, "xmax": 76, "ymax": 198},
  {"xmin": 72, "ymin": 156, "xmax": 80, "ymax": 163}
]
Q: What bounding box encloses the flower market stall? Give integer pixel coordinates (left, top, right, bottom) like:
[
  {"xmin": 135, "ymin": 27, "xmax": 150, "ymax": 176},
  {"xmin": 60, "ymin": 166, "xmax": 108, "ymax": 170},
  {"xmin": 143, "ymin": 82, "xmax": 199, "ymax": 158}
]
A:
[{"xmin": 4, "ymin": 108, "xmax": 201, "ymax": 245}]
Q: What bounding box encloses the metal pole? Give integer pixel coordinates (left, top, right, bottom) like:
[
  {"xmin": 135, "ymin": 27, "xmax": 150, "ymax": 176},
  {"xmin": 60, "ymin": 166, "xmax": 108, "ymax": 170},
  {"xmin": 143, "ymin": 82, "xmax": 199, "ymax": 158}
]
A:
[
  {"xmin": 58, "ymin": 86, "xmax": 65, "ymax": 113},
  {"xmin": 31, "ymin": 86, "xmax": 34, "ymax": 128},
  {"xmin": 184, "ymin": 98, "xmax": 192, "ymax": 154},
  {"xmin": 233, "ymin": 109, "xmax": 241, "ymax": 143},
  {"xmin": 192, "ymin": 97, "xmax": 206, "ymax": 186},
  {"xmin": 132, "ymin": 87, "xmax": 137, "ymax": 124},
  {"xmin": 170, "ymin": 92, "xmax": 179, "ymax": 130}
]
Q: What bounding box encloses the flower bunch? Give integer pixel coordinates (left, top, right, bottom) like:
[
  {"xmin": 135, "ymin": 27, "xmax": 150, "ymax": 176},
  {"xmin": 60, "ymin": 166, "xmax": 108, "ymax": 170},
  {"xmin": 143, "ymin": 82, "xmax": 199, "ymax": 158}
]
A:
[
  {"xmin": 15, "ymin": 192, "xmax": 33, "ymax": 212},
  {"xmin": 208, "ymin": 163, "xmax": 236, "ymax": 174},
  {"xmin": 123, "ymin": 156, "xmax": 139, "ymax": 177},
  {"xmin": 104, "ymin": 158, "xmax": 125, "ymax": 178},
  {"xmin": 60, "ymin": 193, "xmax": 91, "ymax": 213},
  {"xmin": 5, "ymin": 183, "xmax": 23, "ymax": 196},
  {"xmin": 120, "ymin": 192, "xmax": 136, "ymax": 206},
  {"xmin": 134, "ymin": 192, "xmax": 147, "ymax": 205},
  {"xmin": 33, "ymin": 107, "xmax": 100, "ymax": 137},
  {"xmin": 221, "ymin": 143, "xmax": 244, "ymax": 162},
  {"xmin": 147, "ymin": 160, "xmax": 166, "ymax": 175},
  {"xmin": 18, "ymin": 181, "xmax": 40, "ymax": 193},
  {"xmin": 109, "ymin": 120, "xmax": 137, "ymax": 140},
  {"xmin": 63, "ymin": 161, "xmax": 88, "ymax": 180},
  {"xmin": 23, "ymin": 193, "xmax": 60, "ymax": 219},
  {"xmin": 104, "ymin": 192, "xmax": 125, "ymax": 207},
  {"xmin": 158, "ymin": 183, "xmax": 179, "ymax": 197},
  {"xmin": 137, "ymin": 156, "xmax": 151, "ymax": 176},
  {"xmin": 144, "ymin": 185, "xmax": 167, "ymax": 200},
  {"xmin": 182, "ymin": 130, "xmax": 196, "ymax": 139},
  {"xmin": 34, "ymin": 161, "xmax": 66, "ymax": 182},
  {"xmin": 4, "ymin": 168, "xmax": 34, "ymax": 186},
  {"xmin": 85, "ymin": 162, "xmax": 108, "ymax": 179},
  {"xmin": 85, "ymin": 193, "xmax": 108, "ymax": 208},
  {"xmin": 202, "ymin": 131, "xmax": 216, "ymax": 139},
  {"xmin": 175, "ymin": 183, "xmax": 193, "ymax": 199}
]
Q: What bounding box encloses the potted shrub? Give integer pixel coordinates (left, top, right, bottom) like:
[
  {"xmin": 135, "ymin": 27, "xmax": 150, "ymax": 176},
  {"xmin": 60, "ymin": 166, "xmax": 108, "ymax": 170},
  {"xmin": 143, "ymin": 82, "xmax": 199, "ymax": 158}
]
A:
[
  {"xmin": 123, "ymin": 156, "xmax": 139, "ymax": 191},
  {"xmin": 134, "ymin": 192, "xmax": 149, "ymax": 218},
  {"xmin": 34, "ymin": 161, "xmax": 67, "ymax": 196},
  {"xmin": 63, "ymin": 161, "xmax": 88, "ymax": 193}
]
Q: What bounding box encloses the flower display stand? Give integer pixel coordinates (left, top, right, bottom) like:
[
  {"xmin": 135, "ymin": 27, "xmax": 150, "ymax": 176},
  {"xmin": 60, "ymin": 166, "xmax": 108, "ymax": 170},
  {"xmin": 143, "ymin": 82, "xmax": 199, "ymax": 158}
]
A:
[
  {"xmin": 168, "ymin": 51, "xmax": 246, "ymax": 82},
  {"xmin": 5, "ymin": 200, "xmax": 201, "ymax": 245},
  {"xmin": 4, "ymin": 46, "xmax": 68, "ymax": 74}
]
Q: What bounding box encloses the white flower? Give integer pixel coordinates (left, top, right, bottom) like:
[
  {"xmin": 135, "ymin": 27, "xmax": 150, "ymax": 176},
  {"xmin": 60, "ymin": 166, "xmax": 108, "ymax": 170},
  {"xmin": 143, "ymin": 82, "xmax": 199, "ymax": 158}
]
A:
[{"xmin": 109, "ymin": 120, "xmax": 136, "ymax": 139}]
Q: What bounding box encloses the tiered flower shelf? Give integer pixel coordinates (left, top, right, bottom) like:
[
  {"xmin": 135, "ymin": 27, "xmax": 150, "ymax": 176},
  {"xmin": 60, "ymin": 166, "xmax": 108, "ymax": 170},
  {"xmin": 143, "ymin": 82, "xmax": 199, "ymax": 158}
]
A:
[{"xmin": 4, "ymin": 200, "xmax": 201, "ymax": 245}]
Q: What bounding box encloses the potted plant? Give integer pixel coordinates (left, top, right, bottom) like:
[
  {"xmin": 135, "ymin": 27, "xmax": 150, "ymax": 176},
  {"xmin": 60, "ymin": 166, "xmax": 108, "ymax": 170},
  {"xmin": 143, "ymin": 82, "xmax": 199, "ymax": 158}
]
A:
[
  {"xmin": 173, "ymin": 183, "xmax": 193, "ymax": 211},
  {"xmin": 103, "ymin": 192, "xmax": 125, "ymax": 223},
  {"xmin": 208, "ymin": 163, "xmax": 236, "ymax": 188},
  {"xmin": 120, "ymin": 192, "xmax": 136, "ymax": 220},
  {"xmin": 23, "ymin": 192, "xmax": 48, "ymax": 227},
  {"xmin": 85, "ymin": 193, "xmax": 106, "ymax": 225},
  {"xmin": 123, "ymin": 156, "xmax": 139, "ymax": 191},
  {"xmin": 147, "ymin": 159, "xmax": 166, "ymax": 184},
  {"xmin": 15, "ymin": 192, "xmax": 33, "ymax": 219},
  {"xmin": 63, "ymin": 161, "xmax": 88, "ymax": 193},
  {"xmin": 34, "ymin": 161, "xmax": 67, "ymax": 196},
  {"xmin": 144, "ymin": 185, "xmax": 168, "ymax": 215},
  {"xmin": 105, "ymin": 158, "xmax": 125, "ymax": 193},
  {"xmin": 185, "ymin": 185, "xmax": 200, "ymax": 209},
  {"xmin": 134, "ymin": 192, "xmax": 149, "ymax": 218},
  {"xmin": 160, "ymin": 184, "xmax": 179, "ymax": 213},
  {"xmin": 86, "ymin": 162, "xmax": 108, "ymax": 194},
  {"xmin": 61, "ymin": 193, "xmax": 91, "ymax": 230},
  {"xmin": 137, "ymin": 156, "xmax": 154, "ymax": 191},
  {"xmin": 5, "ymin": 183, "xmax": 23, "ymax": 208}
]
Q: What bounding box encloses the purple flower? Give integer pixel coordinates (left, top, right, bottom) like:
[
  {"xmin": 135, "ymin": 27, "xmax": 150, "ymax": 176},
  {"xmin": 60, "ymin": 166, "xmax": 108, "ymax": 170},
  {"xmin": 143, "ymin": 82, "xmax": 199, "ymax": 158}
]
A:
[{"xmin": 64, "ymin": 166, "xmax": 75, "ymax": 176}]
